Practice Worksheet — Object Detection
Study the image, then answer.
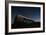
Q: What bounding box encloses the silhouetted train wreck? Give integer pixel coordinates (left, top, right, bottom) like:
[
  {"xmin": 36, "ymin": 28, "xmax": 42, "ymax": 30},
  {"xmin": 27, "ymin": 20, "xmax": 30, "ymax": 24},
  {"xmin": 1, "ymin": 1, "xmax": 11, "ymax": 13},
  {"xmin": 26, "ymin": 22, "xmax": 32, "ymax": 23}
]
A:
[{"xmin": 12, "ymin": 15, "xmax": 40, "ymax": 29}]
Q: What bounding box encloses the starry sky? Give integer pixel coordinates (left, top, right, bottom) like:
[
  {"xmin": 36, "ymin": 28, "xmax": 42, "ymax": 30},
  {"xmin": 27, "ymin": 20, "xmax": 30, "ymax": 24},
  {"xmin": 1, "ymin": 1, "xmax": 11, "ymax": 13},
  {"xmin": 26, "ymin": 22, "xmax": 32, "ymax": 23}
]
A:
[{"xmin": 11, "ymin": 6, "xmax": 40, "ymax": 24}]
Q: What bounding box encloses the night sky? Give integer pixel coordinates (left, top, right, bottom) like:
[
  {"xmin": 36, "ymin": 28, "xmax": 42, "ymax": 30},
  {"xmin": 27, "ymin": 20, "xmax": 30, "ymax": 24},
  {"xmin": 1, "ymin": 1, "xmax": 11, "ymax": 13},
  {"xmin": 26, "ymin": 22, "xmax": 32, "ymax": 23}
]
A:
[{"xmin": 11, "ymin": 6, "xmax": 40, "ymax": 24}]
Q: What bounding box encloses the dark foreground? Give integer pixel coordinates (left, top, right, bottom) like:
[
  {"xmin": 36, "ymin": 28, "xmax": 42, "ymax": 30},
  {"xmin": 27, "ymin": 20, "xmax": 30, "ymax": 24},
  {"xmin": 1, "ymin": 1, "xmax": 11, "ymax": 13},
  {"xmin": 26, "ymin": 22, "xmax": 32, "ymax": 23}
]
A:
[{"xmin": 11, "ymin": 22, "xmax": 40, "ymax": 29}]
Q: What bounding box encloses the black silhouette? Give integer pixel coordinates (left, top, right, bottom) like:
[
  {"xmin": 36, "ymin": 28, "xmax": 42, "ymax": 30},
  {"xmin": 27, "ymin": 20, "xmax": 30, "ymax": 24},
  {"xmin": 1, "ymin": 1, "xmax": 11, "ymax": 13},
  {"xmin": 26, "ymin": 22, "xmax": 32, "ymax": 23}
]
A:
[{"xmin": 11, "ymin": 15, "xmax": 40, "ymax": 29}]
